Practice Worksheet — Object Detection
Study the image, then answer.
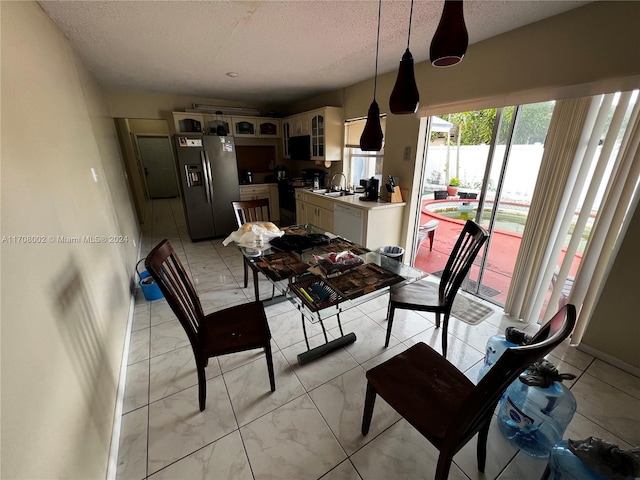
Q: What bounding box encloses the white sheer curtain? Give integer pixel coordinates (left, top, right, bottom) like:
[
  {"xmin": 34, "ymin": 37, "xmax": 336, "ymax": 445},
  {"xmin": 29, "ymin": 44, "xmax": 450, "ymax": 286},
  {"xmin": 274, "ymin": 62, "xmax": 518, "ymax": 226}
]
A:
[{"xmin": 505, "ymin": 90, "xmax": 639, "ymax": 344}]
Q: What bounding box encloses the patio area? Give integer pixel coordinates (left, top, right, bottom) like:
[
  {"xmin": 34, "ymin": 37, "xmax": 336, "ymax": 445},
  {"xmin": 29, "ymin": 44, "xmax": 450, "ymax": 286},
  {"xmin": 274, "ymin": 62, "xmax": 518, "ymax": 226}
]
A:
[{"xmin": 414, "ymin": 198, "xmax": 582, "ymax": 308}]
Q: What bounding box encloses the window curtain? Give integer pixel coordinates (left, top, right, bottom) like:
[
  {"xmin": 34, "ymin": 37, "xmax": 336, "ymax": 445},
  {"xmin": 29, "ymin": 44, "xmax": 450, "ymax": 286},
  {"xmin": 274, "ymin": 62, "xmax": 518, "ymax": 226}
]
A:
[{"xmin": 505, "ymin": 90, "xmax": 639, "ymax": 345}]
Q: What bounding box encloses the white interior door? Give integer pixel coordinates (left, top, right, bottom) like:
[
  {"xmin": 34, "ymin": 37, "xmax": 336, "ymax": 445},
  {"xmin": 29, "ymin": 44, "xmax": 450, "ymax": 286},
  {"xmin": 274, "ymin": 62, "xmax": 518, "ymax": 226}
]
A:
[{"xmin": 135, "ymin": 135, "xmax": 179, "ymax": 198}]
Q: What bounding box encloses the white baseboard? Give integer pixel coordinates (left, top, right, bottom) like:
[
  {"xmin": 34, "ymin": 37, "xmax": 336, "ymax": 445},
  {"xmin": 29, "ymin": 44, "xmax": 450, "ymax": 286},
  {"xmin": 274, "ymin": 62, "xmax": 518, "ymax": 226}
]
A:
[
  {"xmin": 106, "ymin": 238, "xmax": 142, "ymax": 480},
  {"xmin": 577, "ymin": 343, "xmax": 640, "ymax": 378}
]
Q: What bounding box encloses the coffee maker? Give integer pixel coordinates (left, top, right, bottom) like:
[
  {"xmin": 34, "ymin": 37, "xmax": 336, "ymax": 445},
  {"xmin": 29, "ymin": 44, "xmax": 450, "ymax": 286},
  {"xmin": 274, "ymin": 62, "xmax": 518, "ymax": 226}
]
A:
[{"xmin": 359, "ymin": 177, "xmax": 379, "ymax": 201}]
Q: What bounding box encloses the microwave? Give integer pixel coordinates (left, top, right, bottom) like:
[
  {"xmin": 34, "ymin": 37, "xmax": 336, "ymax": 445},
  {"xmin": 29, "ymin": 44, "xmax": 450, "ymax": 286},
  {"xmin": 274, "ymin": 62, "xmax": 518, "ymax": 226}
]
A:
[{"xmin": 289, "ymin": 135, "xmax": 311, "ymax": 161}]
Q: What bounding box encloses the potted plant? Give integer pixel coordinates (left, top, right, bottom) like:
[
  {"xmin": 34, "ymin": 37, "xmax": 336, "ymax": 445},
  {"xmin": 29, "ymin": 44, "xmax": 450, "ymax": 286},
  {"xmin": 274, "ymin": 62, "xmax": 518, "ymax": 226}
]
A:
[{"xmin": 447, "ymin": 177, "xmax": 460, "ymax": 196}]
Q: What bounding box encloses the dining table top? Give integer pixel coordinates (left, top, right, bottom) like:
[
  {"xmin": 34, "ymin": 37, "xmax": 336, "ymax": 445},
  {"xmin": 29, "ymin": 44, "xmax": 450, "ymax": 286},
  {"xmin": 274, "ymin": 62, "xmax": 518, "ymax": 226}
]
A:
[{"xmin": 241, "ymin": 223, "xmax": 427, "ymax": 322}]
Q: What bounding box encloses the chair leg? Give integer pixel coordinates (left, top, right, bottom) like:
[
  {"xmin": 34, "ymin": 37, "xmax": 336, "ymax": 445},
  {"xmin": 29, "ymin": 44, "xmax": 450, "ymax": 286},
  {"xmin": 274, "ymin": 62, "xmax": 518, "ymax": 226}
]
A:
[
  {"xmin": 476, "ymin": 419, "xmax": 490, "ymax": 473},
  {"xmin": 384, "ymin": 302, "xmax": 395, "ymax": 348},
  {"xmin": 428, "ymin": 230, "xmax": 435, "ymax": 251},
  {"xmin": 435, "ymin": 311, "xmax": 441, "ymax": 328},
  {"xmin": 243, "ymin": 257, "xmax": 249, "ymax": 288},
  {"xmin": 441, "ymin": 313, "xmax": 450, "ymax": 358},
  {"xmin": 434, "ymin": 452, "xmax": 453, "ymax": 480},
  {"xmin": 196, "ymin": 358, "xmax": 207, "ymax": 411},
  {"xmin": 361, "ymin": 381, "xmax": 377, "ymax": 435},
  {"xmin": 264, "ymin": 342, "xmax": 276, "ymax": 392},
  {"xmin": 252, "ymin": 268, "xmax": 260, "ymax": 301}
]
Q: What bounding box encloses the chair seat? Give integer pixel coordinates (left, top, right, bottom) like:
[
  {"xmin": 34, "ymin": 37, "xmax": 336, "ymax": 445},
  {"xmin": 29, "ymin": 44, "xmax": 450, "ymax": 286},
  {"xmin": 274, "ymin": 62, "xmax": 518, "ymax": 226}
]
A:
[
  {"xmin": 367, "ymin": 342, "xmax": 474, "ymax": 444},
  {"xmin": 390, "ymin": 279, "xmax": 446, "ymax": 311},
  {"xmin": 200, "ymin": 302, "xmax": 271, "ymax": 356}
]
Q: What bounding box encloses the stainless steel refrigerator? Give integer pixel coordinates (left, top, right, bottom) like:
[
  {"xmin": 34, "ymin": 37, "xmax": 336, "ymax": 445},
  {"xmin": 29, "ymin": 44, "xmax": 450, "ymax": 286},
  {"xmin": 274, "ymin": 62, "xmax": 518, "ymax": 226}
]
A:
[{"xmin": 174, "ymin": 135, "xmax": 240, "ymax": 240}]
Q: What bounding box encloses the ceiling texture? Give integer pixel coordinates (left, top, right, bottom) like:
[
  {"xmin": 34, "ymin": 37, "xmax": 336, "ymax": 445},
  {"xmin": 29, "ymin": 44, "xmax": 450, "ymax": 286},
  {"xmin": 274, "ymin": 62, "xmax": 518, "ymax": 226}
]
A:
[{"xmin": 39, "ymin": 0, "xmax": 591, "ymax": 106}]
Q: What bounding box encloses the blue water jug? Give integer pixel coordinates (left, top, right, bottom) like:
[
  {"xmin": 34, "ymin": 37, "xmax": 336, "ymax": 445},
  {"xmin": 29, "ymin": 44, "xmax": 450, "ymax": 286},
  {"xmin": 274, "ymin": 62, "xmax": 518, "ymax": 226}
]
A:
[
  {"xmin": 497, "ymin": 361, "xmax": 577, "ymax": 458},
  {"xmin": 477, "ymin": 327, "xmax": 530, "ymax": 382},
  {"xmin": 544, "ymin": 439, "xmax": 638, "ymax": 480}
]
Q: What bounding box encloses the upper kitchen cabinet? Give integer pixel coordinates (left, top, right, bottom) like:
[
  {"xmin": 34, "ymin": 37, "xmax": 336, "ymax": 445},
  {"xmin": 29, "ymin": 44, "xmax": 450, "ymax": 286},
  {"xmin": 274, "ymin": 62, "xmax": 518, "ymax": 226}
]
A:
[
  {"xmin": 290, "ymin": 113, "xmax": 310, "ymax": 136},
  {"xmin": 282, "ymin": 119, "xmax": 291, "ymax": 157},
  {"xmin": 309, "ymin": 107, "xmax": 343, "ymax": 162},
  {"xmin": 173, "ymin": 112, "xmax": 204, "ymax": 133},
  {"xmin": 232, "ymin": 116, "xmax": 281, "ymax": 138},
  {"xmin": 203, "ymin": 114, "xmax": 232, "ymax": 136}
]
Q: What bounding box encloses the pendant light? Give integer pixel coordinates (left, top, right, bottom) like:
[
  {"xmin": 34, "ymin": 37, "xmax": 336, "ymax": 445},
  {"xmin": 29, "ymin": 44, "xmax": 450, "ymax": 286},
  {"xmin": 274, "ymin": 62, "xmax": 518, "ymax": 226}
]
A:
[
  {"xmin": 389, "ymin": 0, "xmax": 419, "ymax": 114},
  {"xmin": 430, "ymin": 0, "xmax": 468, "ymax": 67},
  {"xmin": 360, "ymin": 0, "xmax": 384, "ymax": 152}
]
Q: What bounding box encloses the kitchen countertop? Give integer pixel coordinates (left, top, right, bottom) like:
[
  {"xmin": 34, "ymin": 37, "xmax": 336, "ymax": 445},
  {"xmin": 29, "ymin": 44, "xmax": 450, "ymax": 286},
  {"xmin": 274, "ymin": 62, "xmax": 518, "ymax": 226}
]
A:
[{"xmin": 299, "ymin": 188, "xmax": 406, "ymax": 210}]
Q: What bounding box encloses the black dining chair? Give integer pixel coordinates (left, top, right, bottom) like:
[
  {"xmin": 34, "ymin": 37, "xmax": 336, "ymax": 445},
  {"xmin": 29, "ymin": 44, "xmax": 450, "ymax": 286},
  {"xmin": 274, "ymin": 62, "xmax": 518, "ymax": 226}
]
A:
[
  {"xmin": 385, "ymin": 220, "xmax": 488, "ymax": 358},
  {"xmin": 232, "ymin": 198, "xmax": 273, "ymax": 301},
  {"xmin": 145, "ymin": 239, "xmax": 275, "ymax": 411},
  {"xmin": 363, "ymin": 304, "xmax": 577, "ymax": 480}
]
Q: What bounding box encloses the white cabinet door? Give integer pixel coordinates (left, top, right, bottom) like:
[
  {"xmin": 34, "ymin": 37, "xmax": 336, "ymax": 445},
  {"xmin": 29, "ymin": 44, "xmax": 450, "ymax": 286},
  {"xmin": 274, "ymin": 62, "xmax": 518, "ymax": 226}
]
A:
[
  {"xmin": 232, "ymin": 117, "xmax": 258, "ymax": 137},
  {"xmin": 257, "ymin": 119, "xmax": 280, "ymax": 138},
  {"xmin": 173, "ymin": 112, "xmax": 204, "ymax": 133}
]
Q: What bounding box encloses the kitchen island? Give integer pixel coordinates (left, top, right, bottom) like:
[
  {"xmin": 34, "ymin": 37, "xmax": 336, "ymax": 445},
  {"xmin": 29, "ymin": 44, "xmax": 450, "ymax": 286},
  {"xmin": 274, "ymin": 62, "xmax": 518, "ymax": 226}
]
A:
[{"xmin": 295, "ymin": 188, "xmax": 406, "ymax": 251}]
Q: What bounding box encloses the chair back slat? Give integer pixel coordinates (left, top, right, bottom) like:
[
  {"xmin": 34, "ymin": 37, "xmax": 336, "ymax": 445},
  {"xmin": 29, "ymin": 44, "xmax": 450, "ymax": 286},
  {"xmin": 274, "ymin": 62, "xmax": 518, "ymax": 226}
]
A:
[
  {"xmin": 439, "ymin": 220, "xmax": 489, "ymax": 302},
  {"xmin": 447, "ymin": 304, "xmax": 576, "ymax": 449},
  {"xmin": 145, "ymin": 240, "xmax": 204, "ymax": 345},
  {"xmin": 232, "ymin": 199, "xmax": 271, "ymax": 228}
]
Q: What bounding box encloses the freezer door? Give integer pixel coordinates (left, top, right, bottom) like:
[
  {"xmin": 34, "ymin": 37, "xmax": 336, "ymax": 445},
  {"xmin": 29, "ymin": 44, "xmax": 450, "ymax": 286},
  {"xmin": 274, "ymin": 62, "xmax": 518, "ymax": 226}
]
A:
[
  {"xmin": 203, "ymin": 136, "xmax": 241, "ymax": 236},
  {"xmin": 174, "ymin": 135, "xmax": 216, "ymax": 240}
]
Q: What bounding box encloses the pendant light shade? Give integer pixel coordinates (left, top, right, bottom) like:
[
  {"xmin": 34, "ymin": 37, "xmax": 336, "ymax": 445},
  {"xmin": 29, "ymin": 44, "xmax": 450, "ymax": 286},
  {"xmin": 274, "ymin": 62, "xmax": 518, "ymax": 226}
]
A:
[
  {"xmin": 389, "ymin": 49, "xmax": 419, "ymax": 114},
  {"xmin": 390, "ymin": 0, "xmax": 419, "ymax": 114},
  {"xmin": 430, "ymin": 0, "xmax": 468, "ymax": 67},
  {"xmin": 360, "ymin": 100, "xmax": 384, "ymax": 151},
  {"xmin": 360, "ymin": 0, "xmax": 384, "ymax": 151}
]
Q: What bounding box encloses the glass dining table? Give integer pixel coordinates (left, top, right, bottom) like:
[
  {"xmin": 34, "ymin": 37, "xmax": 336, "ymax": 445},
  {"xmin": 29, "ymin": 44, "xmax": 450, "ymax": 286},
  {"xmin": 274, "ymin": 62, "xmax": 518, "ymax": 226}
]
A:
[{"xmin": 240, "ymin": 224, "xmax": 427, "ymax": 365}]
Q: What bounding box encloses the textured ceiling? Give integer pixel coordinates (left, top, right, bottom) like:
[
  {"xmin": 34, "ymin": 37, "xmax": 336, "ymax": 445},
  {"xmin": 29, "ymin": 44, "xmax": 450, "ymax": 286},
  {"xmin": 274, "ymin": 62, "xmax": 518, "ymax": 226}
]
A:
[{"xmin": 39, "ymin": 0, "xmax": 591, "ymax": 105}]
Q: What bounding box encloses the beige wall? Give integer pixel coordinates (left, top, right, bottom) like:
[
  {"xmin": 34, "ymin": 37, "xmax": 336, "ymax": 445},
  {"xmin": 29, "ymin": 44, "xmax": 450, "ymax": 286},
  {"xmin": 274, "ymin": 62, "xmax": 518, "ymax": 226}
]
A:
[
  {"xmin": 1, "ymin": 2, "xmax": 139, "ymax": 478},
  {"xmin": 582, "ymin": 202, "xmax": 640, "ymax": 369}
]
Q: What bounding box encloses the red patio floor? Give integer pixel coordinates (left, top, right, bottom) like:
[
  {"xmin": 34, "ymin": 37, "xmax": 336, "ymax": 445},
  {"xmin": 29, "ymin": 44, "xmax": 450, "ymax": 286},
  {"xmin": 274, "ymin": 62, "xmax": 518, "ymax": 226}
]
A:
[{"xmin": 414, "ymin": 199, "xmax": 581, "ymax": 308}]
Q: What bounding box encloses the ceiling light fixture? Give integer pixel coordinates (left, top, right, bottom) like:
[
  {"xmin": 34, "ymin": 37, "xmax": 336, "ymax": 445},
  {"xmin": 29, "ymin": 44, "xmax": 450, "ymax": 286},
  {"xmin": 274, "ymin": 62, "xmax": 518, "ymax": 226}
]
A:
[
  {"xmin": 389, "ymin": 0, "xmax": 419, "ymax": 114},
  {"xmin": 360, "ymin": 0, "xmax": 384, "ymax": 152},
  {"xmin": 430, "ymin": 0, "xmax": 469, "ymax": 67},
  {"xmin": 226, "ymin": 72, "xmax": 239, "ymax": 78}
]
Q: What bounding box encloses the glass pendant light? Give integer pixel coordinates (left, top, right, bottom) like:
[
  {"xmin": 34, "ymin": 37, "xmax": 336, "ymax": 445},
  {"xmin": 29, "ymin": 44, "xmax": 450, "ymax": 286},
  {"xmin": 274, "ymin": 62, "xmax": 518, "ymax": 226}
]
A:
[
  {"xmin": 360, "ymin": 0, "xmax": 384, "ymax": 152},
  {"xmin": 430, "ymin": 0, "xmax": 468, "ymax": 67},
  {"xmin": 389, "ymin": 0, "xmax": 419, "ymax": 114}
]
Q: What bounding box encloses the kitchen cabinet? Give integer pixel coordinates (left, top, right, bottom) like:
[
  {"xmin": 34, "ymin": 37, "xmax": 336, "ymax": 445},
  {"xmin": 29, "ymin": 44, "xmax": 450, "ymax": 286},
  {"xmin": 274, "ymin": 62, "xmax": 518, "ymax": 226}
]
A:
[
  {"xmin": 239, "ymin": 184, "xmax": 280, "ymax": 222},
  {"xmin": 173, "ymin": 112, "xmax": 204, "ymax": 133},
  {"xmin": 282, "ymin": 120, "xmax": 291, "ymax": 158},
  {"xmin": 310, "ymin": 107, "xmax": 343, "ymax": 162},
  {"xmin": 290, "ymin": 113, "xmax": 310, "ymax": 136},
  {"xmin": 294, "ymin": 190, "xmax": 334, "ymax": 232},
  {"xmin": 283, "ymin": 107, "xmax": 343, "ymax": 162},
  {"xmin": 203, "ymin": 114, "xmax": 233, "ymax": 136},
  {"xmin": 296, "ymin": 190, "xmax": 405, "ymax": 250},
  {"xmin": 232, "ymin": 117, "xmax": 280, "ymax": 138}
]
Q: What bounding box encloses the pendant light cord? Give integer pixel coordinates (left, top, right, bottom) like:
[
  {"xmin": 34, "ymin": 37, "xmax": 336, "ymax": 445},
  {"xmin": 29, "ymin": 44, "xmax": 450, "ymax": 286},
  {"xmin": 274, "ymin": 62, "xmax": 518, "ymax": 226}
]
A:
[
  {"xmin": 406, "ymin": 0, "xmax": 414, "ymax": 49},
  {"xmin": 373, "ymin": 0, "xmax": 382, "ymax": 97}
]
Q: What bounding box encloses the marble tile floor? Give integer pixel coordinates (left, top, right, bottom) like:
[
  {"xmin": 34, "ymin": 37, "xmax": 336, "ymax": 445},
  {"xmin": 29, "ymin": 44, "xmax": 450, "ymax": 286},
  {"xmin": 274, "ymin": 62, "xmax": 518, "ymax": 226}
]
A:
[{"xmin": 117, "ymin": 198, "xmax": 640, "ymax": 480}]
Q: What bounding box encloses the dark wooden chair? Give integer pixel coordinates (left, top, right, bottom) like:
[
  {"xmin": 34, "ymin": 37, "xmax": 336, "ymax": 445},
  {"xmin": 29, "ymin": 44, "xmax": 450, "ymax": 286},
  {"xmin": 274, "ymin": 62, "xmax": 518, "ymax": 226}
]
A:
[
  {"xmin": 232, "ymin": 198, "xmax": 272, "ymax": 301},
  {"xmin": 385, "ymin": 220, "xmax": 489, "ymax": 358},
  {"xmin": 363, "ymin": 304, "xmax": 577, "ymax": 480},
  {"xmin": 145, "ymin": 239, "xmax": 275, "ymax": 411}
]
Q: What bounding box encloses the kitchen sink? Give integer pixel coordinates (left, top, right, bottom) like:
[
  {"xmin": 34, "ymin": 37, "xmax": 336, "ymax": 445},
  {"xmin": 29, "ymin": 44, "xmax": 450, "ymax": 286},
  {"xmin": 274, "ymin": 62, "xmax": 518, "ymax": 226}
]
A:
[{"xmin": 310, "ymin": 188, "xmax": 354, "ymax": 197}]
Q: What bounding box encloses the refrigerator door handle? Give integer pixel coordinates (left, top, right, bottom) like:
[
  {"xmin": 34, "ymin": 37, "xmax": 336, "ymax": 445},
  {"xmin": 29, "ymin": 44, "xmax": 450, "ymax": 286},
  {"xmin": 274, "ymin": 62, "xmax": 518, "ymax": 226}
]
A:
[
  {"xmin": 204, "ymin": 151, "xmax": 214, "ymax": 201},
  {"xmin": 201, "ymin": 151, "xmax": 212, "ymax": 204}
]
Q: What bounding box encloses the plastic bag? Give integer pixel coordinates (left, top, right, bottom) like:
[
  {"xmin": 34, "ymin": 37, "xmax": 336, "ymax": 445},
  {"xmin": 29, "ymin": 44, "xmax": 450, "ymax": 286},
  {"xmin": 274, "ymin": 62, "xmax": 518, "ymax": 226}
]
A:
[
  {"xmin": 569, "ymin": 437, "xmax": 640, "ymax": 479},
  {"xmin": 222, "ymin": 222, "xmax": 284, "ymax": 248}
]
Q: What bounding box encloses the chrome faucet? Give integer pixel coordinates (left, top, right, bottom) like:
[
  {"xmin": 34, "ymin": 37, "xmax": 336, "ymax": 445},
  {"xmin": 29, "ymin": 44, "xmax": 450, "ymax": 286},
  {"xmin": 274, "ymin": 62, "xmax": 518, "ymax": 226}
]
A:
[{"xmin": 330, "ymin": 173, "xmax": 347, "ymax": 192}]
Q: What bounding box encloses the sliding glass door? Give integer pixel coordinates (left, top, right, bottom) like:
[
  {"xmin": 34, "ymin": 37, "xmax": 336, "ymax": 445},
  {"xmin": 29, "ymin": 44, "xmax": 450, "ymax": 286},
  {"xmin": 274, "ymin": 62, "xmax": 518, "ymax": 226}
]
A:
[{"xmin": 417, "ymin": 101, "xmax": 555, "ymax": 306}]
